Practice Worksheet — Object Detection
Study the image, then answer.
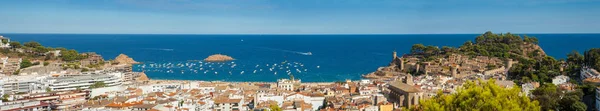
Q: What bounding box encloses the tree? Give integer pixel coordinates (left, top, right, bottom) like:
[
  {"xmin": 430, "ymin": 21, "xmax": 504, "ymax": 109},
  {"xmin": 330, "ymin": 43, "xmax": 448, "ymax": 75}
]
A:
[
  {"xmin": 9, "ymin": 41, "xmax": 21, "ymax": 49},
  {"xmin": 570, "ymin": 102, "xmax": 587, "ymax": 111},
  {"xmin": 411, "ymin": 44, "xmax": 426, "ymax": 54},
  {"xmin": 320, "ymin": 98, "xmax": 329, "ymax": 110},
  {"xmin": 61, "ymin": 49, "xmax": 84, "ymax": 61},
  {"xmin": 567, "ymin": 50, "xmax": 584, "ymax": 64},
  {"xmin": 415, "ymin": 79, "xmax": 540, "ymax": 111},
  {"xmin": 269, "ymin": 103, "xmax": 282, "ymax": 111},
  {"xmin": 24, "ymin": 41, "xmax": 42, "ymax": 48},
  {"xmin": 441, "ymin": 46, "xmax": 457, "ymax": 54},
  {"xmin": 45, "ymin": 87, "xmax": 52, "ymax": 92},
  {"xmin": 12, "ymin": 70, "xmax": 19, "ymax": 75},
  {"xmin": 1, "ymin": 94, "xmax": 8, "ymax": 102},
  {"xmin": 423, "ymin": 45, "xmax": 440, "ymax": 55},
  {"xmin": 89, "ymin": 81, "xmax": 106, "ymax": 89},
  {"xmin": 531, "ymin": 84, "xmax": 560, "ymax": 110},
  {"xmin": 34, "ymin": 46, "xmax": 49, "ymax": 53},
  {"xmin": 531, "ymin": 83, "xmax": 587, "ymax": 111},
  {"xmin": 20, "ymin": 59, "xmax": 33, "ymax": 69}
]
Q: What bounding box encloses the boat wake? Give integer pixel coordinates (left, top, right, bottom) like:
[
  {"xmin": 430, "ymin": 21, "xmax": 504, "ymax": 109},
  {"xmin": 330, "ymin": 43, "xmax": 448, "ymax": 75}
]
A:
[
  {"xmin": 257, "ymin": 47, "xmax": 312, "ymax": 56},
  {"xmin": 143, "ymin": 48, "xmax": 174, "ymax": 51}
]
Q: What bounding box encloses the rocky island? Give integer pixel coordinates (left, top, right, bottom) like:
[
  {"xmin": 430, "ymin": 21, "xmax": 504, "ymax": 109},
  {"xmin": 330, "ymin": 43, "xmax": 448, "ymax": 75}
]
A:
[
  {"xmin": 114, "ymin": 53, "xmax": 139, "ymax": 65},
  {"xmin": 204, "ymin": 54, "xmax": 235, "ymax": 62}
]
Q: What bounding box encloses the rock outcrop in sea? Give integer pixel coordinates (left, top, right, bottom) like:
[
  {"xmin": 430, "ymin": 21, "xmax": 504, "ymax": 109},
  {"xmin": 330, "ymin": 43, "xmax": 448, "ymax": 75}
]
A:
[
  {"xmin": 204, "ymin": 54, "xmax": 235, "ymax": 62},
  {"xmin": 136, "ymin": 72, "xmax": 149, "ymax": 81},
  {"xmin": 114, "ymin": 54, "xmax": 139, "ymax": 65}
]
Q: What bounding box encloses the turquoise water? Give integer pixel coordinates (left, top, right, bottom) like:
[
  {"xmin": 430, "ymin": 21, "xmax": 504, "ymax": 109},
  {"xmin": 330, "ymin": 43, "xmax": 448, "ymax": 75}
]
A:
[{"xmin": 3, "ymin": 34, "xmax": 599, "ymax": 82}]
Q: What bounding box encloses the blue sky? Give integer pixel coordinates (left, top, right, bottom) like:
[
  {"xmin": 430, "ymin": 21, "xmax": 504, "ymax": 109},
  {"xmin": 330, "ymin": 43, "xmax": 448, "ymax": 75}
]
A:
[{"xmin": 0, "ymin": 0, "xmax": 599, "ymax": 34}]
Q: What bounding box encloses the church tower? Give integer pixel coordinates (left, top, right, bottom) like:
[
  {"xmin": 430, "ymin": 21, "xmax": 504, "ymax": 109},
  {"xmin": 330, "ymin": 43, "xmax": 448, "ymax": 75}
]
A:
[{"xmin": 405, "ymin": 74, "xmax": 413, "ymax": 85}]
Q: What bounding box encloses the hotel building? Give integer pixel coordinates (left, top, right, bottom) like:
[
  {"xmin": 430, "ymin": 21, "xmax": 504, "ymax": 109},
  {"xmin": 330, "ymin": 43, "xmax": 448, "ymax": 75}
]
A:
[{"xmin": 43, "ymin": 74, "xmax": 121, "ymax": 92}]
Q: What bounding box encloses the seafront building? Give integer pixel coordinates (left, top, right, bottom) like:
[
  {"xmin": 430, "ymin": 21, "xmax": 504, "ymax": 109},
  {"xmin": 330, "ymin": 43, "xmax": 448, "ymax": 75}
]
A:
[
  {"xmin": 43, "ymin": 73, "xmax": 122, "ymax": 92},
  {"xmin": 277, "ymin": 78, "xmax": 301, "ymax": 91}
]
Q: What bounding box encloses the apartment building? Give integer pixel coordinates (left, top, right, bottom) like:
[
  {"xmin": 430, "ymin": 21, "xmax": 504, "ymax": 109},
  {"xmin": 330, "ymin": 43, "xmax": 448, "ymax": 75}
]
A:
[{"xmin": 43, "ymin": 74, "xmax": 121, "ymax": 92}]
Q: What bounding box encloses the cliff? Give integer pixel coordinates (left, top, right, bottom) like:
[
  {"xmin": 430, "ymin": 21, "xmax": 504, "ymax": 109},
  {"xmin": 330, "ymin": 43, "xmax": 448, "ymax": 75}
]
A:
[
  {"xmin": 521, "ymin": 43, "xmax": 547, "ymax": 58},
  {"xmin": 114, "ymin": 54, "xmax": 139, "ymax": 65},
  {"xmin": 204, "ymin": 54, "xmax": 235, "ymax": 62}
]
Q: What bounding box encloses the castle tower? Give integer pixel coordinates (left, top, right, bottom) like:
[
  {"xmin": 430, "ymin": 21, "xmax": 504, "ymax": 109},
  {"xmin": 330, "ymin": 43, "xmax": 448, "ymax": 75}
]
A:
[
  {"xmin": 424, "ymin": 62, "xmax": 430, "ymax": 75},
  {"xmin": 416, "ymin": 64, "xmax": 420, "ymax": 73},
  {"xmin": 393, "ymin": 50, "xmax": 397, "ymax": 60},
  {"xmin": 505, "ymin": 59, "xmax": 513, "ymax": 69},
  {"xmin": 400, "ymin": 57, "xmax": 405, "ymax": 71},
  {"xmin": 451, "ymin": 65, "xmax": 458, "ymax": 77}
]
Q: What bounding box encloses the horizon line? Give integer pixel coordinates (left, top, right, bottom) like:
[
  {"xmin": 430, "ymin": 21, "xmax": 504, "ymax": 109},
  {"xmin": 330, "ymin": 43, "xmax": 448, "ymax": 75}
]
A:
[{"xmin": 2, "ymin": 32, "xmax": 600, "ymax": 35}]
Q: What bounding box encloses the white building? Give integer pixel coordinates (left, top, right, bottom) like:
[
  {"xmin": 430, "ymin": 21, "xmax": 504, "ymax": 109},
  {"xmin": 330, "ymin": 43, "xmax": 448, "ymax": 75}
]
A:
[
  {"xmin": 197, "ymin": 85, "xmax": 215, "ymax": 94},
  {"xmin": 45, "ymin": 50, "xmax": 61, "ymax": 57},
  {"xmin": 138, "ymin": 83, "xmax": 183, "ymax": 93},
  {"xmin": 581, "ymin": 67, "xmax": 600, "ymax": 80},
  {"xmin": 0, "ymin": 56, "xmax": 8, "ymax": 67},
  {"xmin": 0, "ymin": 100, "xmax": 50, "ymax": 111},
  {"xmin": 277, "ymin": 79, "xmax": 301, "ymax": 91},
  {"xmin": 255, "ymin": 92, "xmax": 284, "ymax": 107},
  {"xmin": 151, "ymin": 84, "xmax": 181, "ymax": 92},
  {"xmin": 359, "ymin": 79, "xmax": 372, "ymax": 85},
  {"xmin": 364, "ymin": 105, "xmax": 378, "ymax": 111},
  {"xmin": 521, "ymin": 82, "xmax": 539, "ymax": 97},
  {"xmin": 596, "ymin": 87, "xmax": 600, "ymax": 111},
  {"xmin": 214, "ymin": 98, "xmax": 244, "ymax": 111},
  {"xmin": 284, "ymin": 93, "xmax": 325, "ymax": 111},
  {"xmin": 0, "ymin": 36, "xmax": 10, "ymax": 48},
  {"xmin": 1, "ymin": 75, "xmax": 44, "ymax": 94},
  {"xmin": 43, "ymin": 74, "xmax": 121, "ymax": 92},
  {"xmin": 552, "ymin": 75, "xmax": 570, "ymax": 85}
]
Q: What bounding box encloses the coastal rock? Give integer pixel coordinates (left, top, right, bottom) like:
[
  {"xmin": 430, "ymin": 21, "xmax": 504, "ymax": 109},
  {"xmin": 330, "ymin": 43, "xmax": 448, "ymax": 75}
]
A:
[
  {"xmin": 114, "ymin": 54, "xmax": 139, "ymax": 65},
  {"xmin": 521, "ymin": 43, "xmax": 547, "ymax": 57},
  {"xmin": 204, "ymin": 54, "xmax": 235, "ymax": 62},
  {"xmin": 136, "ymin": 72, "xmax": 149, "ymax": 81}
]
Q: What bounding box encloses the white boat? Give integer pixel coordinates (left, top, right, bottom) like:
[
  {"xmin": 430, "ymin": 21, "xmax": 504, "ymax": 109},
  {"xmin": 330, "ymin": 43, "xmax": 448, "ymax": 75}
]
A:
[{"xmin": 300, "ymin": 52, "xmax": 313, "ymax": 55}]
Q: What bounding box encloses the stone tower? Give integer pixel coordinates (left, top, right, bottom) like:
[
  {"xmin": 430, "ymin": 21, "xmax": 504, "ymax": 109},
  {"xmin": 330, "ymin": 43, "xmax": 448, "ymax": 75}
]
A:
[
  {"xmin": 405, "ymin": 74, "xmax": 413, "ymax": 85},
  {"xmin": 451, "ymin": 65, "xmax": 458, "ymax": 77},
  {"xmin": 393, "ymin": 50, "xmax": 397, "ymax": 60},
  {"xmin": 400, "ymin": 57, "xmax": 405, "ymax": 71},
  {"xmin": 505, "ymin": 59, "xmax": 513, "ymax": 69},
  {"xmin": 416, "ymin": 64, "xmax": 420, "ymax": 73}
]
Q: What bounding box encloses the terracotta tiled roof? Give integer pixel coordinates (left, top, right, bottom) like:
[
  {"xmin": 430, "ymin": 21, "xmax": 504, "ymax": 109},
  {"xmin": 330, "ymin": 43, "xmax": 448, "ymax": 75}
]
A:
[
  {"xmin": 105, "ymin": 101, "xmax": 143, "ymax": 108},
  {"xmin": 388, "ymin": 81, "xmax": 420, "ymax": 93},
  {"xmin": 214, "ymin": 97, "xmax": 241, "ymax": 104}
]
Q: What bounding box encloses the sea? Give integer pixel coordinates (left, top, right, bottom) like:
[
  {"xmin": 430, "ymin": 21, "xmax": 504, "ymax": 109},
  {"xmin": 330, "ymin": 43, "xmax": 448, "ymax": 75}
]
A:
[{"xmin": 2, "ymin": 34, "xmax": 599, "ymax": 82}]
